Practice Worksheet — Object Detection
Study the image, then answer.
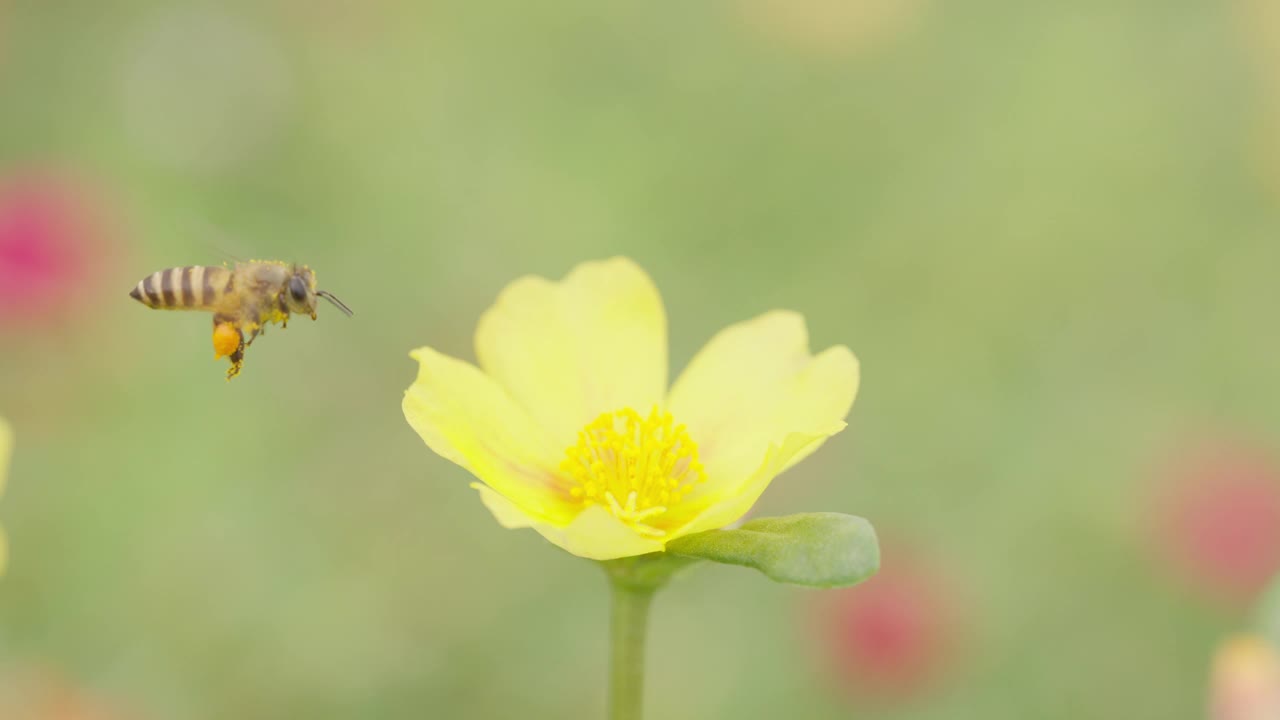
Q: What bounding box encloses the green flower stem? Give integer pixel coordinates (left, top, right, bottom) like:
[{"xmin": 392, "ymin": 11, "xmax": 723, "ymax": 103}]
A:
[
  {"xmin": 601, "ymin": 553, "xmax": 695, "ymax": 720},
  {"xmin": 608, "ymin": 581, "xmax": 654, "ymax": 720}
]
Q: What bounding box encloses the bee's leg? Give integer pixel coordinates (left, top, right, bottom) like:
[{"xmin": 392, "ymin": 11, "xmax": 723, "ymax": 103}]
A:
[
  {"xmin": 277, "ymin": 295, "xmax": 289, "ymax": 329},
  {"xmin": 212, "ymin": 318, "xmax": 240, "ymax": 359},
  {"xmin": 226, "ymin": 345, "xmax": 245, "ymax": 380},
  {"xmin": 213, "ymin": 316, "xmax": 246, "ymax": 381},
  {"xmin": 244, "ymin": 323, "xmax": 263, "ymax": 348}
]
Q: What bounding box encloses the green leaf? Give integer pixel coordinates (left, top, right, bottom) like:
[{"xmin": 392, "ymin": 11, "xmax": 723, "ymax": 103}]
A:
[{"xmin": 666, "ymin": 512, "xmax": 879, "ymax": 588}]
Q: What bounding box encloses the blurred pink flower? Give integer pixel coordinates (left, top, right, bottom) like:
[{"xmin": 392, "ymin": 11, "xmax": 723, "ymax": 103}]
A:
[
  {"xmin": 1209, "ymin": 634, "xmax": 1280, "ymax": 720},
  {"xmin": 808, "ymin": 543, "xmax": 957, "ymax": 702},
  {"xmin": 0, "ymin": 172, "xmax": 113, "ymax": 328},
  {"xmin": 1152, "ymin": 442, "xmax": 1280, "ymax": 607}
]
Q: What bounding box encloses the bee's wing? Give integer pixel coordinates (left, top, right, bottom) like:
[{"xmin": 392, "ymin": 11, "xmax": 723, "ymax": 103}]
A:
[
  {"xmin": 161, "ymin": 215, "xmax": 250, "ymax": 264},
  {"xmin": 212, "ymin": 247, "xmax": 246, "ymax": 265}
]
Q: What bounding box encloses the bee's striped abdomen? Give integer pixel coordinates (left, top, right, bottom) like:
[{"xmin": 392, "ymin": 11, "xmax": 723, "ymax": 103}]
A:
[{"xmin": 129, "ymin": 266, "xmax": 233, "ymax": 310}]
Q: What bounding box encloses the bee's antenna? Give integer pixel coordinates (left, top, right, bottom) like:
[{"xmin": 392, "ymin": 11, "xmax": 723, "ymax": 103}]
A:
[{"xmin": 317, "ymin": 290, "xmax": 353, "ymax": 317}]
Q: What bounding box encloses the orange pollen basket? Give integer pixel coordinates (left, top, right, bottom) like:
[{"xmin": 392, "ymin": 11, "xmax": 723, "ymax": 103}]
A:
[{"xmin": 212, "ymin": 323, "xmax": 240, "ymax": 359}]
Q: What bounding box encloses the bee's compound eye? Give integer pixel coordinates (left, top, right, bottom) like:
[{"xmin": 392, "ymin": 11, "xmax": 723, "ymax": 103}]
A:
[{"xmin": 289, "ymin": 276, "xmax": 308, "ymax": 302}]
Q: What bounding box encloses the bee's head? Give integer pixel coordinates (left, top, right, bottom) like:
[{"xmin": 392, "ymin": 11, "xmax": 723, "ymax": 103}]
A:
[
  {"xmin": 284, "ymin": 265, "xmax": 352, "ymax": 320},
  {"xmin": 282, "ymin": 266, "xmax": 319, "ymax": 318}
]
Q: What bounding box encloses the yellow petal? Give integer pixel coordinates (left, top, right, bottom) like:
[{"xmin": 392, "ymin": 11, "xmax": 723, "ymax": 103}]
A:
[
  {"xmin": 473, "ymin": 483, "xmax": 665, "ymax": 560},
  {"xmin": 1210, "ymin": 634, "xmax": 1280, "ymax": 720},
  {"xmin": 671, "ymin": 428, "xmax": 841, "ymax": 537},
  {"xmin": 403, "ymin": 348, "xmax": 573, "ymax": 524},
  {"xmin": 475, "ymin": 257, "xmax": 667, "ymax": 448},
  {"xmin": 667, "ymin": 310, "xmax": 859, "ymax": 488},
  {"xmin": 472, "ymin": 482, "xmax": 534, "ymax": 529}
]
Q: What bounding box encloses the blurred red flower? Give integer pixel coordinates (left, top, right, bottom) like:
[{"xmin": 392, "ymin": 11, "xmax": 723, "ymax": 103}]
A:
[
  {"xmin": 0, "ymin": 172, "xmax": 114, "ymax": 328},
  {"xmin": 1151, "ymin": 442, "xmax": 1280, "ymax": 607},
  {"xmin": 807, "ymin": 542, "xmax": 958, "ymax": 702}
]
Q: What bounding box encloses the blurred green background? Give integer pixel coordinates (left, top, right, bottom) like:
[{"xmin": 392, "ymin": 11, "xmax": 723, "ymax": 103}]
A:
[{"xmin": 3, "ymin": 0, "xmax": 1280, "ymax": 718}]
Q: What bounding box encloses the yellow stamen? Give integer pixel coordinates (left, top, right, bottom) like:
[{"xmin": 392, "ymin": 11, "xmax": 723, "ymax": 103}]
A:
[{"xmin": 561, "ymin": 406, "xmax": 706, "ymax": 537}]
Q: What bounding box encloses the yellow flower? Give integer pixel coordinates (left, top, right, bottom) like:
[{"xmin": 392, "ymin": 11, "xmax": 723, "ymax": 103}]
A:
[
  {"xmin": 0, "ymin": 416, "xmax": 10, "ymax": 575},
  {"xmin": 1210, "ymin": 634, "xmax": 1280, "ymax": 720},
  {"xmin": 402, "ymin": 258, "xmax": 859, "ymax": 561}
]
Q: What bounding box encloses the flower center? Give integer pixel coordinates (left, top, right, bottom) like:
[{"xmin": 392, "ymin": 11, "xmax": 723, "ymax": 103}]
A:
[{"xmin": 562, "ymin": 407, "xmax": 706, "ymax": 537}]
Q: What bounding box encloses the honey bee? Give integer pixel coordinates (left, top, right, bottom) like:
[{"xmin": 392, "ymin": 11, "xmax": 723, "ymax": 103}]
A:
[{"xmin": 129, "ymin": 260, "xmax": 352, "ymax": 379}]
